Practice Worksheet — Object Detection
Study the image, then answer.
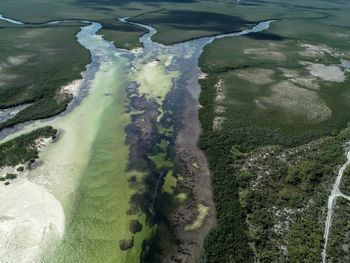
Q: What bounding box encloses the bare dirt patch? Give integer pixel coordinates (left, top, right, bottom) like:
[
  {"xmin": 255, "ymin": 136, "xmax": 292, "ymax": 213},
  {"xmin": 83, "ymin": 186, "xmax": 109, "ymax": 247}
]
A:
[
  {"xmin": 198, "ymin": 70, "xmax": 207, "ymax": 80},
  {"xmin": 305, "ymin": 63, "xmax": 345, "ymax": 82},
  {"xmin": 234, "ymin": 68, "xmax": 275, "ymax": 85},
  {"xmin": 280, "ymin": 68, "xmax": 320, "ymax": 90},
  {"xmin": 290, "ymin": 77, "xmax": 320, "ymax": 90},
  {"xmin": 260, "ymin": 81, "xmax": 332, "ymax": 123},
  {"xmin": 215, "ymin": 79, "xmax": 224, "ymax": 103},
  {"xmin": 212, "ymin": 116, "xmax": 225, "ymax": 131},
  {"xmin": 244, "ymin": 47, "xmax": 286, "ymax": 61},
  {"xmin": 215, "ymin": 105, "xmax": 226, "ymax": 114},
  {"xmin": 341, "ymin": 59, "xmax": 350, "ymax": 69},
  {"xmin": 7, "ymin": 55, "xmax": 32, "ymax": 66},
  {"xmin": 299, "ymin": 43, "xmax": 338, "ymax": 57}
]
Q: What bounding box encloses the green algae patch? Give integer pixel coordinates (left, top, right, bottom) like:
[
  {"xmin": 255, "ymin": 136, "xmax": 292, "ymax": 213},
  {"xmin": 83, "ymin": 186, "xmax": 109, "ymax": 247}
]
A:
[
  {"xmin": 163, "ymin": 170, "xmax": 177, "ymax": 194},
  {"xmin": 185, "ymin": 204, "xmax": 209, "ymax": 231},
  {"xmin": 159, "ymin": 139, "xmax": 168, "ymax": 151},
  {"xmin": 125, "ymin": 215, "xmax": 152, "ymax": 260},
  {"xmin": 176, "ymin": 193, "xmax": 187, "ymax": 203},
  {"xmin": 133, "ymin": 55, "xmax": 179, "ymax": 107},
  {"xmin": 158, "ymin": 125, "xmax": 173, "ymax": 136},
  {"xmin": 149, "ymin": 152, "xmax": 174, "ymax": 169},
  {"xmin": 192, "ymin": 162, "xmax": 200, "ymax": 169}
]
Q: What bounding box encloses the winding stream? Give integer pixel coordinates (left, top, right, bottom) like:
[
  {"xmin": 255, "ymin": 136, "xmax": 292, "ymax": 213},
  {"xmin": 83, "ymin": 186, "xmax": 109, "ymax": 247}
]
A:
[{"xmin": 0, "ymin": 14, "xmax": 273, "ymax": 262}]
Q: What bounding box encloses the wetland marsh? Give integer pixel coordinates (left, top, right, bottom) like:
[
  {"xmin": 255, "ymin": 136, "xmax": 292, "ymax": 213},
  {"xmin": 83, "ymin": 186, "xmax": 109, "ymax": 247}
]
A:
[
  {"xmin": 0, "ymin": 9, "xmax": 273, "ymax": 262},
  {"xmin": 1, "ymin": 0, "xmax": 350, "ymax": 262}
]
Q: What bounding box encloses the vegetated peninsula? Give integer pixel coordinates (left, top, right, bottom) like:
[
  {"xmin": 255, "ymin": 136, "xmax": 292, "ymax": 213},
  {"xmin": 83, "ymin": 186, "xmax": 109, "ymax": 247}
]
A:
[{"xmin": 0, "ymin": 0, "xmax": 350, "ymax": 263}]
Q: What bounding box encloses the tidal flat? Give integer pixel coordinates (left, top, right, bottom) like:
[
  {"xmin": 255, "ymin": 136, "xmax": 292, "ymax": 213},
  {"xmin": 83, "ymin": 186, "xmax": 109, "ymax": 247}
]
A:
[
  {"xmin": 0, "ymin": 10, "xmax": 273, "ymax": 262},
  {"xmin": 1, "ymin": 0, "xmax": 350, "ymax": 262}
]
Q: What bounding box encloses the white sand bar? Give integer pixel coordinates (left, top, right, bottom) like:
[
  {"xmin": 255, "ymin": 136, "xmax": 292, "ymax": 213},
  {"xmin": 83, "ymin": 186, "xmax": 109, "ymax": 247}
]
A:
[{"xmin": 0, "ymin": 179, "xmax": 64, "ymax": 263}]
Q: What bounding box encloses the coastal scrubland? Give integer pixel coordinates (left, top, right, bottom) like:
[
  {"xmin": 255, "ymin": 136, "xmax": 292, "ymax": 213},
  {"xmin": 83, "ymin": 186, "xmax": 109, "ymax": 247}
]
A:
[
  {"xmin": 327, "ymin": 198, "xmax": 350, "ymax": 262},
  {"xmin": 0, "ymin": 0, "xmax": 333, "ymax": 46},
  {"xmin": 198, "ymin": 2, "xmax": 350, "ymax": 262},
  {"xmin": 97, "ymin": 19, "xmax": 147, "ymax": 49},
  {"xmin": 0, "ymin": 126, "xmax": 56, "ymax": 167},
  {"xmin": 0, "ymin": 23, "xmax": 90, "ymax": 130},
  {"xmin": 1, "ymin": 0, "xmax": 343, "ymax": 131}
]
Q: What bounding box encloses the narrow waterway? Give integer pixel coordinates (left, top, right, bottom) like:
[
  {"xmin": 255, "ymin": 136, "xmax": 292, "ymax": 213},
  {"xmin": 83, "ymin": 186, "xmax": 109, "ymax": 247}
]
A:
[{"xmin": 0, "ymin": 14, "xmax": 274, "ymax": 262}]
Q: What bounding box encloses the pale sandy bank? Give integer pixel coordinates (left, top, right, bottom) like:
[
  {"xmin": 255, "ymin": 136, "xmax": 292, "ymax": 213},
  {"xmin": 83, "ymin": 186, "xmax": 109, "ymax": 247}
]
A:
[{"xmin": 0, "ymin": 178, "xmax": 64, "ymax": 263}]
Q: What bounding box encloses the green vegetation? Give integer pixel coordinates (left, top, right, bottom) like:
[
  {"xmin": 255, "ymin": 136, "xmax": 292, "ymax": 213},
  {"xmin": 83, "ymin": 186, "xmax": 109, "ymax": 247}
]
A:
[
  {"xmin": 199, "ymin": 131, "xmax": 254, "ymax": 262},
  {"xmin": 97, "ymin": 19, "xmax": 147, "ymax": 50},
  {"xmin": 130, "ymin": 9, "xmax": 255, "ymax": 44},
  {"xmin": 0, "ymin": 126, "xmax": 56, "ymax": 167},
  {"xmin": 185, "ymin": 204, "xmax": 209, "ymax": 231},
  {"xmin": 175, "ymin": 192, "xmax": 187, "ymax": 203},
  {"xmin": 1, "ymin": 0, "xmax": 341, "ymax": 46},
  {"xmin": 326, "ymin": 198, "xmax": 350, "ymax": 262},
  {"xmin": 340, "ymin": 166, "xmax": 350, "ymax": 196},
  {"xmin": 236, "ymin": 132, "xmax": 349, "ymax": 262},
  {"xmin": 199, "ymin": 30, "xmax": 350, "ymax": 143},
  {"xmin": 1, "ymin": 0, "xmax": 350, "ymax": 262},
  {"xmin": 198, "ymin": 1, "xmax": 350, "ymax": 262},
  {"xmin": 0, "ymin": 173, "xmax": 17, "ymax": 181},
  {"xmin": 1, "ymin": 0, "xmax": 346, "ymax": 131},
  {"xmin": 0, "ymin": 24, "xmax": 90, "ymax": 130},
  {"xmin": 149, "ymin": 152, "xmax": 173, "ymax": 169},
  {"xmin": 162, "ymin": 170, "xmax": 177, "ymax": 194}
]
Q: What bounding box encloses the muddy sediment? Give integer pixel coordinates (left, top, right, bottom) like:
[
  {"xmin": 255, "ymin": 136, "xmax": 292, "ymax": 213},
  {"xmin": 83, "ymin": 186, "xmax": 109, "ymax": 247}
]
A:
[{"xmin": 165, "ymin": 74, "xmax": 216, "ymax": 262}]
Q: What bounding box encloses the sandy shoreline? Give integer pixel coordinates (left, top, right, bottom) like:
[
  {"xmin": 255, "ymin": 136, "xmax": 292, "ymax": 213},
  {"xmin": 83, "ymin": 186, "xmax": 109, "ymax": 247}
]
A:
[
  {"xmin": 0, "ymin": 91, "xmax": 74, "ymax": 263},
  {"xmin": 60, "ymin": 79, "xmax": 83, "ymax": 97},
  {"xmin": 0, "ymin": 178, "xmax": 64, "ymax": 263}
]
